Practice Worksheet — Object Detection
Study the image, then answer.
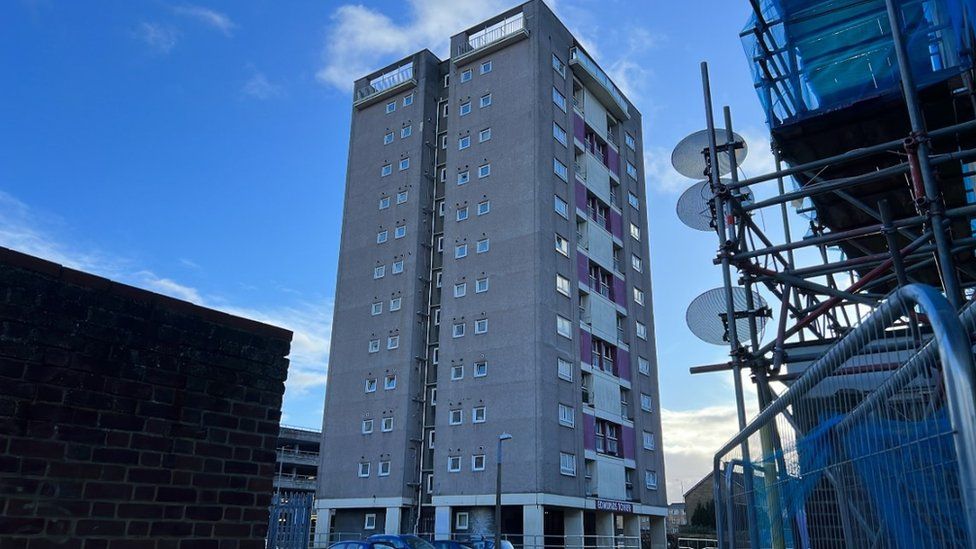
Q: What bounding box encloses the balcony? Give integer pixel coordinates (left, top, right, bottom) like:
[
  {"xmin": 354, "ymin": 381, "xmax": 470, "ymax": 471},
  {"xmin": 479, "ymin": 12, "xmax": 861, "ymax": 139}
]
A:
[
  {"xmin": 454, "ymin": 12, "xmax": 528, "ymax": 64},
  {"xmin": 274, "ymin": 474, "xmax": 317, "ymax": 491},
  {"xmin": 569, "ymin": 47, "xmax": 629, "ymax": 120},
  {"xmin": 353, "ymin": 62, "xmax": 416, "ymax": 109},
  {"xmin": 277, "ymin": 449, "xmax": 319, "ymax": 466}
]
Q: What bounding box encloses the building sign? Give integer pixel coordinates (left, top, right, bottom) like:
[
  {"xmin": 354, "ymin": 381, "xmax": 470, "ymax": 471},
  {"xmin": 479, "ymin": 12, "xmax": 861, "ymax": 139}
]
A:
[{"xmin": 595, "ymin": 499, "xmax": 634, "ymax": 513}]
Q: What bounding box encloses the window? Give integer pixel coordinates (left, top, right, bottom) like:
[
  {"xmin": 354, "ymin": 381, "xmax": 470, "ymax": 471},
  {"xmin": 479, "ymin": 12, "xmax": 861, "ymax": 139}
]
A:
[
  {"xmin": 452, "ymin": 322, "xmax": 465, "ymax": 338},
  {"xmin": 475, "ymin": 277, "xmax": 488, "ymax": 293},
  {"xmin": 474, "ymin": 361, "xmax": 488, "ymax": 377},
  {"xmin": 439, "ymin": 167, "xmax": 447, "ymax": 182},
  {"xmin": 442, "ymin": 103, "xmax": 449, "ymax": 117},
  {"xmin": 399, "ymin": 157, "xmax": 410, "ymax": 171},
  {"xmin": 460, "ymin": 101, "xmax": 471, "ymax": 116},
  {"xmin": 638, "ymin": 356, "xmax": 650, "ymax": 375},
  {"xmin": 476, "ymin": 238, "xmax": 490, "ymax": 254},
  {"xmin": 451, "ymin": 364, "xmax": 463, "ymax": 380},
  {"xmin": 379, "ymin": 460, "xmax": 391, "ymax": 476},
  {"xmin": 626, "ymin": 162, "xmax": 638, "ymax": 179},
  {"xmin": 460, "ymin": 69, "xmax": 472, "ymax": 82},
  {"xmin": 459, "ymin": 136, "xmax": 471, "ymax": 150},
  {"xmin": 377, "ymin": 230, "xmax": 388, "ymax": 244},
  {"xmin": 640, "ymin": 393, "xmax": 653, "ymax": 412},
  {"xmin": 643, "ymin": 431, "xmax": 656, "ymax": 450},
  {"xmin": 552, "ymin": 53, "xmax": 566, "ymax": 76},
  {"xmin": 381, "ymin": 164, "xmax": 392, "ymax": 177},
  {"xmin": 480, "ymin": 93, "xmax": 492, "ymax": 108},
  {"xmin": 634, "ymin": 287, "xmax": 645, "ymax": 306},
  {"xmin": 479, "ymin": 128, "xmax": 491, "ymax": 142},
  {"xmin": 477, "ymin": 200, "xmax": 490, "ymax": 215},
  {"xmin": 560, "ymin": 452, "xmax": 576, "ymax": 476},
  {"xmin": 457, "ymin": 206, "xmax": 469, "ymax": 221},
  {"xmin": 381, "ymin": 416, "xmax": 394, "ymax": 432},
  {"xmin": 379, "ymin": 196, "xmax": 391, "ymax": 210},
  {"xmin": 359, "ymin": 462, "xmax": 371, "ymax": 477},
  {"xmin": 558, "ymin": 403, "xmax": 575, "ymax": 427},
  {"xmin": 387, "ymin": 335, "xmax": 399, "ymax": 350},
  {"xmin": 441, "ymin": 134, "xmax": 447, "ymax": 149},
  {"xmin": 401, "ymin": 125, "xmax": 412, "ymax": 138},
  {"xmin": 595, "ymin": 420, "xmax": 620, "ymax": 456},
  {"xmin": 454, "ymin": 283, "xmax": 466, "ymax": 298},
  {"xmin": 365, "ymin": 378, "xmax": 377, "ymax": 393},
  {"xmin": 402, "ymin": 93, "xmax": 413, "ymax": 106},
  {"xmin": 443, "ymin": 74, "xmax": 450, "ymax": 87},
  {"xmin": 475, "ymin": 318, "xmax": 488, "ymax": 334},
  {"xmin": 556, "ymin": 274, "xmax": 571, "ymax": 297},
  {"xmin": 556, "ymin": 315, "xmax": 573, "ymax": 339},
  {"xmin": 371, "ymin": 302, "xmax": 382, "ymax": 316},
  {"xmin": 368, "ymin": 339, "xmax": 380, "ymax": 353},
  {"xmin": 457, "ymin": 170, "xmax": 470, "ymax": 185},
  {"xmin": 449, "ymin": 409, "xmax": 463, "ymax": 425},
  {"xmin": 397, "ymin": 190, "xmax": 408, "ymax": 204},
  {"xmin": 630, "ymin": 222, "xmax": 640, "ymax": 240},
  {"xmin": 431, "ymin": 346, "xmax": 439, "ymax": 364},
  {"xmin": 384, "ymin": 131, "xmax": 394, "ymax": 145},
  {"xmin": 632, "ymin": 254, "xmax": 643, "ymax": 272},
  {"xmin": 472, "ymin": 406, "xmax": 486, "ymax": 423},
  {"xmin": 385, "ymin": 101, "xmax": 396, "ymax": 113},
  {"xmin": 387, "ymin": 297, "xmax": 402, "ymax": 312},
  {"xmin": 395, "ymin": 225, "xmax": 406, "ymax": 239},
  {"xmin": 428, "ymin": 430, "xmax": 435, "ymax": 449},
  {"xmin": 392, "ymin": 260, "xmax": 404, "ymax": 274},
  {"xmin": 480, "ymin": 60, "xmax": 492, "ymax": 74},
  {"xmin": 552, "ymin": 87, "xmax": 567, "ymax": 111},
  {"xmin": 456, "ymin": 511, "xmax": 470, "ymax": 531},
  {"xmin": 557, "ymin": 357, "xmax": 573, "ymax": 381},
  {"xmin": 625, "ymin": 132, "xmax": 636, "ymax": 150},
  {"xmin": 365, "ymin": 513, "xmax": 376, "ymax": 530},
  {"xmin": 432, "ymin": 308, "xmax": 440, "ymax": 325},
  {"xmin": 472, "ymin": 454, "xmax": 486, "ymax": 471},
  {"xmin": 553, "ymin": 158, "xmax": 568, "ymax": 181},
  {"xmin": 385, "ymin": 374, "xmax": 397, "ymax": 390},
  {"xmin": 448, "ymin": 455, "xmax": 462, "ymax": 472},
  {"xmin": 362, "ymin": 419, "xmax": 374, "ymax": 434},
  {"xmin": 554, "ymin": 195, "xmax": 569, "ymax": 218},
  {"xmin": 438, "ymin": 201, "xmax": 446, "ymax": 216},
  {"xmin": 628, "ymin": 192, "xmax": 640, "ymax": 210},
  {"xmin": 645, "ymin": 470, "xmax": 658, "ymax": 490},
  {"xmin": 478, "ymin": 163, "xmax": 491, "ymax": 178},
  {"xmin": 636, "ymin": 321, "xmax": 648, "ymax": 340},
  {"xmin": 455, "ymin": 244, "xmax": 468, "ymax": 259},
  {"xmin": 435, "ymin": 271, "xmax": 443, "ymax": 287},
  {"xmin": 555, "ymin": 234, "xmax": 569, "ymax": 256},
  {"xmin": 553, "ymin": 122, "xmax": 567, "ymax": 146}
]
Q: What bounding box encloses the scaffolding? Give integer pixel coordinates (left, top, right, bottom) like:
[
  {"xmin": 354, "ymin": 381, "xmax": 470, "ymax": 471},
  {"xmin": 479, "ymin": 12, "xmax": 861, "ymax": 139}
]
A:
[{"xmin": 674, "ymin": 0, "xmax": 976, "ymax": 546}]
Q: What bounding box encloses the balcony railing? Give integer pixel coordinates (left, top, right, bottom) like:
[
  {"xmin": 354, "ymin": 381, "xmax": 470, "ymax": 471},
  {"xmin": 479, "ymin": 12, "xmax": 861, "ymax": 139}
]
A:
[
  {"xmin": 574, "ymin": 160, "xmax": 586, "ymax": 181},
  {"xmin": 456, "ymin": 12, "xmax": 526, "ymax": 58},
  {"xmin": 354, "ymin": 62, "xmax": 414, "ymax": 106},
  {"xmin": 569, "ymin": 47, "xmax": 629, "ymax": 119},
  {"xmin": 274, "ymin": 474, "xmax": 317, "ymax": 491},
  {"xmin": 277, "ymin": 449, "xmax": 319, "ymax": 465}
]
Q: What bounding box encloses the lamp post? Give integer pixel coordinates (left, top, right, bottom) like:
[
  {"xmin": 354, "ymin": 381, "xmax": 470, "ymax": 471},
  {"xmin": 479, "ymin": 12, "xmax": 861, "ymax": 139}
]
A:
[{"xmin": 495, "ymin": 433, "xmax": 512, "ymax": 549}]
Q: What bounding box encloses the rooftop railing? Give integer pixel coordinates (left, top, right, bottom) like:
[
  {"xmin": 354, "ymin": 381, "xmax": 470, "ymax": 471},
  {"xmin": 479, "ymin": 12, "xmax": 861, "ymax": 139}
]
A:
[
  {"xmin": 353, "ymin": 62, "xmax": 414, "ymax": 105},
  {"xmin": 569, "ymin": 47, "xmax": 629, "ymax": 119},
  {"xmin": 456, "ymin": 12, "xmax": 525, "ymax": 58}
]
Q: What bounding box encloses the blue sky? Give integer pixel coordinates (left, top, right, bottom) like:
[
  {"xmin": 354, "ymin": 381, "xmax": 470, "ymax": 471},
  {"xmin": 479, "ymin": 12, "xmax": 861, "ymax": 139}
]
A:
[{"xmin": 2, "ymin": 0, "xmax": 779, "ymax": 501}]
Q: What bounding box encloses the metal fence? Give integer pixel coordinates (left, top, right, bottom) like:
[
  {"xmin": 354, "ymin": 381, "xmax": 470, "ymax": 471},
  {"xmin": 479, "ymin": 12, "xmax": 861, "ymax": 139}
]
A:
[
  {"xmin": 268, "ymin": 492, "xmax": 315, "ymax": 549},
  {"xmin": 713, "ymin": 284, "xmax": 976, "ymax": 548},
  {"xmin": 315, "ymin": 532, "xmax": 644, "ymax": 548}
]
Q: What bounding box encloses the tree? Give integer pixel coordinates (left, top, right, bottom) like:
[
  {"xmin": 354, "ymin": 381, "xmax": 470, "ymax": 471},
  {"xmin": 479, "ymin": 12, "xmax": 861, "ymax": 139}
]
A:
[{"xmin": 690, "ymin": 500, "xmax": 715, "ymax": 529}]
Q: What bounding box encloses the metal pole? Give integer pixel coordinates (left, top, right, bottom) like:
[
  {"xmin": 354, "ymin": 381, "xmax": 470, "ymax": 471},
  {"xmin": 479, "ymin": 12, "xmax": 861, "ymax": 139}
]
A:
[
  {"xmin": 495, "ymin": 433, "xmax": 511, "ymax": 549},
  {"xmin": 884, "ymin": 0, "xmax": 963, "ymax": 308}
]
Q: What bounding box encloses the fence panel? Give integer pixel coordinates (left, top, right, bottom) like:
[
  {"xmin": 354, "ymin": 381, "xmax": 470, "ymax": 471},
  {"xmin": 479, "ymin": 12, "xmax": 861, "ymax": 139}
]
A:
[{"xmin": 268, "ymin": 492, "xmax": 315, "ymax": 549}]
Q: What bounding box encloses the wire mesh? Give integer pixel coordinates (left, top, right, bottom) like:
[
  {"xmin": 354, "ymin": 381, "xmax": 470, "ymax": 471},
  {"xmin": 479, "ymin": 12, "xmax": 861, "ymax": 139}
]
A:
[{"xmin": 714, "ymin": 284, "xmax": 976, "ymax": 548}]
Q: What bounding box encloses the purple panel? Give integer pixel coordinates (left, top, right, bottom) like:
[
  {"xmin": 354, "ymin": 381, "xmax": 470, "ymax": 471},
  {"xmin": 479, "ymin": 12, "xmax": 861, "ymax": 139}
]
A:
[
  {"xmin": 606, "ymin": 146, "xmax": 620, "ymax": 176},
  {"xmin": 617, "ymin": 347, "xmax": 631, "ymax": 380},
  {"xmin": 579, "ymin": 330, "xmax": 592, "ymax": 365},
  {"xmin": 583, "ymin": 414, "xmax": 596, "ymax": 451},
  {"xmin": 621, "ymin": 425, "xmax": 636, "ymax": 460},
  {"xmin": 574, "ymin": 113, "xmax": 586, "ymax": 143},
  {"xmin": 577, "ymin": 252, "xmax": 589, "ymax": 286},
  {"xmin": 613, "ymin": 276, "xmax": 626, "ymax": 307},
  {"xmin": 610, "ymin": 209, "xmax": 623, "ymax": 239},
  {"xmin": 575, "ymin": 181, "xmax": 588, "ymax": 209}
]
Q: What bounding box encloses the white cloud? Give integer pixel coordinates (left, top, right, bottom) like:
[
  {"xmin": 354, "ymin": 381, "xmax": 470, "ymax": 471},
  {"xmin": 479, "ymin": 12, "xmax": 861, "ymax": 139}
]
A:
[
  {"xmin": 645, "ymin": 144, "xmax": 695, "ymax": 195},
  {"xmin": 133, "ymin": 22, "xmax": 179, "ymax": 54},
  {"xmin": 242, "ymin": 71, "xmax": 284, "ymax": 100},
  {"xmin": 660, "ymin": 405, "xmax": 740, "ymax": 502},
  {"xmin": 174, "ymin": 4, "xmax": 236, "ymax": 36}
]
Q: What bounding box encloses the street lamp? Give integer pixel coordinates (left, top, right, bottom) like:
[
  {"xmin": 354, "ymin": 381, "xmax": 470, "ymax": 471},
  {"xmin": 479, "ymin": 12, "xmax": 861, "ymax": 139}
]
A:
[{"xmin": 495, "ymin": 433, "xmax": 513, "ymax": 549}]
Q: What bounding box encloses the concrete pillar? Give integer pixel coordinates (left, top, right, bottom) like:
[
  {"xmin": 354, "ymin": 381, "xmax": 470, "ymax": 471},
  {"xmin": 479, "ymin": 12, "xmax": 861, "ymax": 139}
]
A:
[
  {"xmin": 522, "ymin": 504, "xmax": 545, "ymax": 549},
  {"xmin": 312, "ymin": 502, "xmax": 333, "ymax": 549},
  {"xmin": 622, "ymin": 515, "xmax": 641, "ymax": 549},
  {"xmin": 385, "ymin": 507, "xmax": 402, "ymax": 535},
  {"xmin": 564, "ymin": 509, "xmax": 585, "ymax": 549},
  {"xmin": 434, "ymin": 505, "xmax": 452, "ymax": 540},
  {"xmin": 595, "ymin": 511, "xmax": 615, "ymax": 549},
  {"xmin": 647, "ymin": 515, "xmax": 667, "ymax": 549}
]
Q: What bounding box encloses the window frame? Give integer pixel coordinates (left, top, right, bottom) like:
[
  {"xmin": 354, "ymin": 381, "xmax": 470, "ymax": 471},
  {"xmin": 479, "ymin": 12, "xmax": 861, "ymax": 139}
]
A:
[
  {"xmin": 472, "ymin": 406, "xmax": 486, "ymax": 423},
  {"xmin": 559, "ymin": 452, "xmax": 576, "ymax": 476}
]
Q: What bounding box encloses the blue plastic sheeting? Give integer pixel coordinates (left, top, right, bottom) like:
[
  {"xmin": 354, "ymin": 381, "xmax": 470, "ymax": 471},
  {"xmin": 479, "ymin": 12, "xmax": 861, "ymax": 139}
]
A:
[{"xmin": 742, "ymin": 0, "xmax": 973, "ymax": 127}]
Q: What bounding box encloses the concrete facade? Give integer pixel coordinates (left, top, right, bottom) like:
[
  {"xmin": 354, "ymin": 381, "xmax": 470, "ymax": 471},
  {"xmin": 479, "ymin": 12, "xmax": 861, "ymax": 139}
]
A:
[{"xmin": 318, "ymin": 2, "xmax": 666, "ymax": 546}]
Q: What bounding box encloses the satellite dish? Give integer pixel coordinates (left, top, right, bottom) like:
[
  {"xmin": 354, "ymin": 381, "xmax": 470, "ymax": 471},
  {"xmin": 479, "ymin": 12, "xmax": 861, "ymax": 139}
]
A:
[
  {"xmin": 671, "ymin": 129, "xmax": 748, "ymax": 179},
  {"xmin": 676, "ymin": 180, "xmax": 755, "ymax": 231},
  {"xmin": 686, "ymin": 287, "xmax": 770, "ymax": 346}
]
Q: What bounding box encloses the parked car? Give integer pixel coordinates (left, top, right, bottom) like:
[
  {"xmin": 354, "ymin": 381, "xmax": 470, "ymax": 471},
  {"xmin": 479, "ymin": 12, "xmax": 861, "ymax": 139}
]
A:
[
  {"xmin": 431, "ymin": 541, "xmax": 476, "ymax": 549},
  {"xmin": 328, "ymin": 542, "xmax": 396, "ymax": 549},
  {"xmin": 463, "ymin": 538, "xmax": 515, "ymax": 549},
  {"xmin": 366, "ymin": 534, "xmax": 437, "ymax": 549}
]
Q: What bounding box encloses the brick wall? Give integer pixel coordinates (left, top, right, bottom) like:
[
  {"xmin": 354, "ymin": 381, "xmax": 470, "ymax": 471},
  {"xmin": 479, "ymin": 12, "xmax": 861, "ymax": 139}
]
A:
[{"xmin": 0, "ymin": 247, "xmax": 294, "ymax": 549}]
